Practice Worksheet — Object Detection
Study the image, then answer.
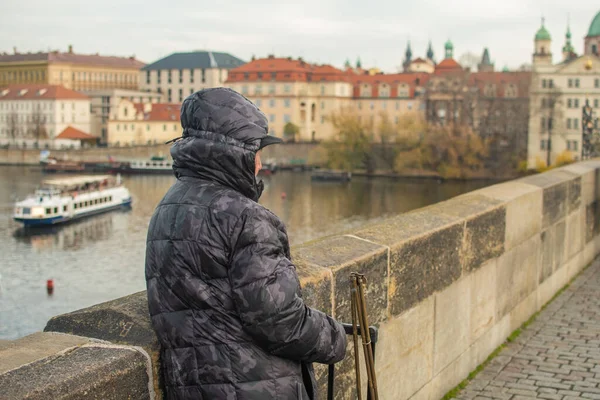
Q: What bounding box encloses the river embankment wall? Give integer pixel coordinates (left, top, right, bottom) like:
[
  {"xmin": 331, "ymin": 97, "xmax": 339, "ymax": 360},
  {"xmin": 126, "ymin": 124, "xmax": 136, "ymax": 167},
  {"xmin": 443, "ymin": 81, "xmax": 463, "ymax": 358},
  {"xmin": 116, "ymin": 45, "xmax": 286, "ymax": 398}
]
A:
[{"xmin": 2, "ymin": 160, "xmax": 600, "ymax": 399}]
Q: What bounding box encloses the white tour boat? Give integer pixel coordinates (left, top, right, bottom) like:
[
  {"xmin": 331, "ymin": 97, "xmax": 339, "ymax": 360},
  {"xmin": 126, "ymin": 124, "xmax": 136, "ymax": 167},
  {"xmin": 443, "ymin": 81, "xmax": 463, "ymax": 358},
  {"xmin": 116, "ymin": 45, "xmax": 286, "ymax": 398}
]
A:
[{"xmin": 13, "ymin": 175, "xmax": 132, "ymax": 227}]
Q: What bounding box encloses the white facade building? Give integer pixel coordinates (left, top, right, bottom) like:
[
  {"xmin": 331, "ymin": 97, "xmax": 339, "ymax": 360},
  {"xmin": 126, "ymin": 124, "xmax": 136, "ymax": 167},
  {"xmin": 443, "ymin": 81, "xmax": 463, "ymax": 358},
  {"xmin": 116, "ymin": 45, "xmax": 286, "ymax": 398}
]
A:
[
  {"xmin": 0, "ymin": 84, "xmax": 91, "ymax": 145},
  {"xmin": 139, "ymin": 51, "xmax": 245, "ymax": 103},
  {"xmin": 527, "ymin": 14, "xmax": 600, "ymax": 168}
]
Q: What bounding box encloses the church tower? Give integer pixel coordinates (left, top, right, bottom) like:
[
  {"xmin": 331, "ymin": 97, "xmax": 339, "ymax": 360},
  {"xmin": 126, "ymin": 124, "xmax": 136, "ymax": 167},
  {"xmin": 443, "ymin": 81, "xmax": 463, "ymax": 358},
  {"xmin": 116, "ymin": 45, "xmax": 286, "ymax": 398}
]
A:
[
  {"xmin": 444, "ymin": 39, "xmax": 454, "ymax": 59},
  {"xmin": 478, "ymin": 48, "xmax": 494, "ymax": 72},
  {"xmin": 426, "ymin": 40, "xmax": 435, "ymax": 64},
  {"xmin": 562, "ymin": 23, "xmax": 576, "ymax": 61},
  {"xmin": 533, "ymin": 18, "xmax": 552, "ymax": 66},
  {"xmin": 403, "ymin": 41, "xmax": 412, "ymax": 71}
]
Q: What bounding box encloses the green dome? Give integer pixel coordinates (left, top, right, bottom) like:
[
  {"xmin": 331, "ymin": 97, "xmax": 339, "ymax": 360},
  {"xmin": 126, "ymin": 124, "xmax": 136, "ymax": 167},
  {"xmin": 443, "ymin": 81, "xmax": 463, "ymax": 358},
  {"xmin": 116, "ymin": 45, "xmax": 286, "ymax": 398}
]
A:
[
  {"xmin": 588, "ymin": 11, "xmax": 600, "ymax": 37},
  {"xmin": 535, "ymin": 25, "xmax": 551, "ymax": 41},
  {"xmin": 444, "ymin": 39, "xmax": 453, "ymax": 50}
]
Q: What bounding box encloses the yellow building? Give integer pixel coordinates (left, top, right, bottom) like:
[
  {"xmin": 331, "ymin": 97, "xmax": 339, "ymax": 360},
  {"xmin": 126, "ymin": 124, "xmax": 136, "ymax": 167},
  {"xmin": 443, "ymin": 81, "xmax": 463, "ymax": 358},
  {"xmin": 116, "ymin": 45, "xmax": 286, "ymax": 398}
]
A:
[
  {"xmin": 0, "ymin": 45, "xmax": 145, "ymax": 92},
  {"xmin": 107, "ymin": 99, "xmax": 181, "ymax": 146},
  {"xmin": 225, "ymin": 56, "xmax": 425, "ymax": 141}
]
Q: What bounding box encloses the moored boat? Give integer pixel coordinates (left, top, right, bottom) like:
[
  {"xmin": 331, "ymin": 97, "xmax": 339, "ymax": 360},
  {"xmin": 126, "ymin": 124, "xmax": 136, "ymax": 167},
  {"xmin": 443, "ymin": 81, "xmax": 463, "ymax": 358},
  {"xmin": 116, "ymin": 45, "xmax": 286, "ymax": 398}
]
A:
[
  {"xmin": 13, "ymin": 175, "xmax": 132, "ymax": 227},
  {"xmin": 110, "ymin": 156, "xmax": 173, "ymax": 175}
]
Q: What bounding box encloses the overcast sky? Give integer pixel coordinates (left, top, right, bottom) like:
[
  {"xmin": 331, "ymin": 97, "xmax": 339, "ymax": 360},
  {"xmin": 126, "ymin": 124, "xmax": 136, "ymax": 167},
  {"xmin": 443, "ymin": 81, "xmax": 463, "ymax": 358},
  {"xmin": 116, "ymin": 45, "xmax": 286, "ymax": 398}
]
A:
[{"xmin": 0, "ymin": 0, "xmax": 597, "ymax": 72}]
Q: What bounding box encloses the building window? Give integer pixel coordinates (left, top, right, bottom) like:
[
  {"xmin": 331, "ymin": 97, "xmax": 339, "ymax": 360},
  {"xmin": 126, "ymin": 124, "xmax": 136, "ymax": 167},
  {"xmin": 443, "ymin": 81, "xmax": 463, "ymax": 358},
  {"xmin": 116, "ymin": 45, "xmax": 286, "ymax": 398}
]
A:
[
  {"xmin": 358, "ymin": 102, "xmax": 362, "ymax": 110},
  {"xmin": 407, "ymin": 102, "xmax": 413, "ymax": 110},
  {"xmin": 595, "ymin": 79, "xmax": 599, "ymax": 88},
  {"xmin": 549, "ymin": 79, "xmax": 554, "ymax": 88},
  {"xmin": 157, "ymin": 71, "xmax": 161, "ymax": 84},
  {"xmin": 255, "ymin": 99, "xmax": 262, "ymax": 107},
  {"xmin": 574, "ymin": 118, "xmax": 579, "ymax": 129},
  {"xmin": 567, "ymin": 118, "xmax": 572, "ymax": 129},
  {"xmin": 595, "ymin": 99, "xmax": 599, "ymax": 108},
  {"xmin": 179, "ymin": 70, "xmax": 183, "ymax": 84},
  {"xmin": 168, "ymin": 70, "xmax": 172, "ymax": 84},
  {"xmin": 396, "ymin": 102, "xmax": 400, "ymax": 110},
  {"xmin": 574, "ymin": 98, "xmax": 579, "ymax": 108},
  {"xmin": 117, "ymin": 124, "xmax": 120, "ymax": 131},
  {"xmin": 269, "ymin": 99, "xmax": 275, "ymax": 107},
  {"xmin": 541, "ymin": 117, "xmax": 546, "ymax": 131},
  {"xmin": 321, "ymin": 101, "xmax": 325, "ymax": 110},
  {"xmin": 284, "ymin": 114, "xmax": 291, "ymax": 123},
  {"xmin": 269, "ymin": 114, "xmax": 275, "ymax": 122},
  {"xmin": 567, "ymin": 98, "xmax": 572, "ymax": 108},
  {"xmin": 163, "ymin": 124, "xmax": 166, "ymax": 131},
  {"xmin": 370, "ymin": 102, "xmax": 374, "ymax": 110},
  {"xmin": 542, "ymin": 79, "xmax": 547, "ymax": 88},
  {"xmin": 568, "ymin": 78, "xmax": 573, "ymax": 88},
  {"xmin": 168, "ymin": 88, "xmax": 172, "ymax": 102},
  {"xmin": 174, "ymin": 124, "xmax": 177, "ymax": 131},
  {"xmin": 269, "ymin": 85, "xmax": 275, "ymax": 94},
  {"xmin": 540, "ymin": 139, "xmax": 546, "ymax": 150},
  {"xmin": 201, "ymin": 69, "xmax": 206, "ymax": 83},
  {"xmin": 284, "ymin": 99, "xmax": 290, "ymax": 108},
  {"xmin": 190, "ymin": 88, "xmax": 194, "ymax": 95},
  {"xmin": 146, "ymin": 124, "xmax": 150, "ymax": 131},
  {"xmin": 190, "ymin": 69, "xmax": 194, "ymax": 83},
  {"xmin": 255, "ymin": 85, "xmax": 262, "ymax": 95},
  {"xmin": 146, "ymin": 71, "xmax": 150, "ymax": 84},
  {"xmin": 179, "ymin": 88, "xmax": 183, "ymax": 102},
  {"xmin": 320, "ymin": 116, "xmax": 325, "ymax": 124},
  {"xmin": 284, "ymin": 84, "xmax": 291, "ymax": 93},
  {"xmin": 575, "ymin": 78, "xmax": 580, "ymax": 88},
  {"xmin": 241, "ymin": 85, "xmax": 248, "ymax": 95},
  {"xmin": 321, "ymin": 85, "xmax": 325, "ymax": 95}
]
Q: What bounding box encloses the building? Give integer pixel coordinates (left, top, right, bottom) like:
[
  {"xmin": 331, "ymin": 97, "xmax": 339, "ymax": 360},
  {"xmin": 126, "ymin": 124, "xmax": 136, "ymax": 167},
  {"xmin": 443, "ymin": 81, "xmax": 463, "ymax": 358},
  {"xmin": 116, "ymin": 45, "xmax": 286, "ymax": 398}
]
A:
[
  {"xmin": 87, "ymin": 89, "xmax": 162, "ymax": 143},
  {"xmin": 0, "ymin": 46, "xmax": 145, "ymax": 91},
  {"xmin": 225, "ymin": 55, "xmax": 427, "ymax": 141},
  {"xmin": 106, "ymin": 100, "xmax": 181, "ymax": 146},
  {"xmin": 527, "ymin": 13, "xmax": 600, "ymax": 168},
  {"xmin": 140, "ymin": 51, "xmax": 245, "ymax": 103},
  {"xmin": 0, "ymin": 84, "xmax": 91, "ymax": 146},
  {"xmin": 424, "ymin": 41, "xmax": 532, "ymax": 170}
]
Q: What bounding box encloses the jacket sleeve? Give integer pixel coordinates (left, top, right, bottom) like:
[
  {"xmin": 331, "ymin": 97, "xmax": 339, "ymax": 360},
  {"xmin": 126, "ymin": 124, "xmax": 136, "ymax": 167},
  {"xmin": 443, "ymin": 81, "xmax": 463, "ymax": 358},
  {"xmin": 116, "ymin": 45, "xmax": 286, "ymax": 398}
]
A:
[{"xmin": 228, "ymin": 208, "xmax": 347, "ymax": 364}]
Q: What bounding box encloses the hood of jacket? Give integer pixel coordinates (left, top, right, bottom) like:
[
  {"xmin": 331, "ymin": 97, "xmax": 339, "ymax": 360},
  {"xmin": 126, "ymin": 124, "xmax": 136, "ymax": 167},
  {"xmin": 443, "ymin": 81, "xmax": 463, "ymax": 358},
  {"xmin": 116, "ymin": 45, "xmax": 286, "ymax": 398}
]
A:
[{"xmin": 170, "ymin": 87, "xmax": 269, "ymax": 201}]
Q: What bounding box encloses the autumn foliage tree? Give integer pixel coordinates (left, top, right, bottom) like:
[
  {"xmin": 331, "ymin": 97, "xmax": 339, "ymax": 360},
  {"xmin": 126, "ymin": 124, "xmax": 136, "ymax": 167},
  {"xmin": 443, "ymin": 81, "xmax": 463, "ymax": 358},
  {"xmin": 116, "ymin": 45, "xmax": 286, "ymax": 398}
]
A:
[{"xmin": 322, "ymin": 110, "xmax": 373, "ymax": 172}]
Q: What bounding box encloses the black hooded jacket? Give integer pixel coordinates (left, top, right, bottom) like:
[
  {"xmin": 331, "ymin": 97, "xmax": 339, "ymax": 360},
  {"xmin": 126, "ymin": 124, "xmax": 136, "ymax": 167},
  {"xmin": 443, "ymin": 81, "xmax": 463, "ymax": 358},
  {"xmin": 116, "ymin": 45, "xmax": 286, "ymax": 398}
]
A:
[{"xmin": 145, "ymin": 88, "xmax": 347, "ymax": 400}]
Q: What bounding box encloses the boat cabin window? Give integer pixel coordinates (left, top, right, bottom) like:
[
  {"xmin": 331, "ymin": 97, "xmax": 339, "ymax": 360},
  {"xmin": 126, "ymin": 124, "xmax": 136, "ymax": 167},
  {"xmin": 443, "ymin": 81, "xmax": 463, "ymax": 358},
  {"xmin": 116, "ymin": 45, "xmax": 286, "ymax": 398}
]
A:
[
  {"xmin": 63, "ymin": 205, "xmax": 67, "ymax": 212},
  {"xmin": 74, "ymin": 204, "xmax": 78, "ymax": 209},
  {"xmin": 54, "ymin": 207, "xmax": 58, "ymax": 213},
  {"xmin": 46, "ymin": 208, "xmax": 51, "ymax": 214},
  {"xmin": 146, "ymin": 162, "xmax": 150, "ymax": 166},
  {"xmin": 109, "ymin": 196, "xmax": 113, "ymax": 201}
]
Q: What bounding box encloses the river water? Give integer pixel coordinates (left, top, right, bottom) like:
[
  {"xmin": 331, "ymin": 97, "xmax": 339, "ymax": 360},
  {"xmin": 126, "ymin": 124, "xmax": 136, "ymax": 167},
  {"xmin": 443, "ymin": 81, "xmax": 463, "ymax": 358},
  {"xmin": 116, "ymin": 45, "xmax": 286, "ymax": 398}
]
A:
[{"xmin": 0, "ymin": 166, "xmax": 489, "ymax": 340}]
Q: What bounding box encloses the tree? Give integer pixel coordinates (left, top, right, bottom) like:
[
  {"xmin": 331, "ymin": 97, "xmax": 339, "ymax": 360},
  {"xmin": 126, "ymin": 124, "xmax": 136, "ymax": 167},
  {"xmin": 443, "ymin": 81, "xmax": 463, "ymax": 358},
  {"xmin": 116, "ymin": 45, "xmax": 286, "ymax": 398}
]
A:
[
  {"xmin": 322, "ymin": 109, "xmax": 373, "ymax": 172},
  {"xmin": 394, "ymin": 123, "xmax": 489, "ymax": 178},
  {"xmin": 30, "ymin": 108, "xmax": 48, "ymax": 140},
  {"xmin": 7, "ymin": 112, "xmax": 19, "ymax": 144},
  {"xmin": 283, "ymin": 122, "xmax": 300, "ymax": 142},
  {"xmin": 458, "ymin": 52, "xmax": 480, "ymax": 71}
]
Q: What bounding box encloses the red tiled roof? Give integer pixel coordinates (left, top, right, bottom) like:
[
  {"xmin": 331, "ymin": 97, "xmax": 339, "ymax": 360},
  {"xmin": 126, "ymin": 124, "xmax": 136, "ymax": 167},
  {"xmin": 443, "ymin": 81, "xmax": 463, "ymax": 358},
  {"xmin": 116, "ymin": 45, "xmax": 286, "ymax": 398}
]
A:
[
  {"xmin": 226, "ymin": 57, "xmax": 349, "ymax": 83},
  {"xmin": 411, "ymin": 58, "xmax": 429, "ymax": 64},
  {"xmin": 132, "ymin": 103, "xmax": 181, "ymax": 122},
  {"xmin": 349, "ymin": 73, "xmax": 430, "ymax": 98},
  {"xmin": 0, "ymin": 51, "xmax": 145, "ymax": 69},
  {"xmin": 56, "ymin": 126, "xmax": 96, "ymax": 140},
  {"xmin": 468, "ymin": 71, "xmax": 532, "ymax": 97},
  {"xmin": 435, "ymin": 58, "xmax": 463, "ymax": 73},
  {"xmin": 0, "ymin": 84, "xmax": 88, "ymax": 100}
]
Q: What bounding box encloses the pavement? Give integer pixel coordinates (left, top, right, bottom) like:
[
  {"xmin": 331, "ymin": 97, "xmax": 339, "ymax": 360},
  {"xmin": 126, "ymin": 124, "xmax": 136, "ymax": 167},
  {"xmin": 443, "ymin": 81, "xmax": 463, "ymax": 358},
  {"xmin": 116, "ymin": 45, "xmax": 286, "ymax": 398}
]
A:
[{"xmin": 456, "ymin": 260, "xmax": 600, "ymax": 400}]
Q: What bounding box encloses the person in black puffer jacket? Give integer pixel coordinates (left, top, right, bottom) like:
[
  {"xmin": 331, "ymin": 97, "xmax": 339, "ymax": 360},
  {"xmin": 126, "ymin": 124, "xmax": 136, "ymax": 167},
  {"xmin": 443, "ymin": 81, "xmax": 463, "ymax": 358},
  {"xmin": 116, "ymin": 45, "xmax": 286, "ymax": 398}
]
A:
[{"xmin": 145, "ymin": 87, "xmax": 347, "ymax": 400}]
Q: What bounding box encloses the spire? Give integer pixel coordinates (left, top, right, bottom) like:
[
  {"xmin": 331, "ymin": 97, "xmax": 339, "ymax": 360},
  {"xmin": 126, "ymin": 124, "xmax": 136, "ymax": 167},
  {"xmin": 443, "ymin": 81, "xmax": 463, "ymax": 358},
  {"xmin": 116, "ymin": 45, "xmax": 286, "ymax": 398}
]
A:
[
  {"xmin": 356, "ymin": 57, "xmax": 362, "ymax": 69},
  {"xmin": 562, "ymin": 18, "xmax": 576, "ymax": 61},
  {"xmin": 403, "ymin": 40, "xmax": 412, "ymax": 71},
  {"xmin": 344, "ymin": 58, "xmax": 351, "ymax": 69},
  {"xmin": 478, "ymin": 48, "xmax": 494, "ymax": 72},
  {"xmin": 426, "ymin": 40, "xmax": 435, "ymax": 62}
]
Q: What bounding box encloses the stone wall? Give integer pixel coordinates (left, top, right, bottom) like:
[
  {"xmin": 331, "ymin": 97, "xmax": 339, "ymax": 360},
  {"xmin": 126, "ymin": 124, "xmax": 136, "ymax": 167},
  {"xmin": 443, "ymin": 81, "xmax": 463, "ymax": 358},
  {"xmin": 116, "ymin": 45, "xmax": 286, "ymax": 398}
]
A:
[
  {"xmin": 3, "ymin": 160, "xmax": 600, "ymax": 399},
  {"xmin": 0, "ymin": 142, "xmax": 322, "ymax": 166}
]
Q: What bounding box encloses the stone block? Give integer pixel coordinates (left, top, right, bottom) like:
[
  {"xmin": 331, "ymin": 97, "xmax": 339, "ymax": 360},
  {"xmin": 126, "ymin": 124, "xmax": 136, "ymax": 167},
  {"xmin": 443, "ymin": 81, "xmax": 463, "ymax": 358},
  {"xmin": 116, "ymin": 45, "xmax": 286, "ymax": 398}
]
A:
[
  {"xmin": 295, "ymin": 258, "xmax": 333, "ymax": 315},
  {"xmin": 510, "ymin": 291, "xmax": 539, "ymax": 332},
  {"xmin": 376, "ymin": 297, "xmax": 434, "ymax": 400},
  {"xmin": 462, "ymin": 206, "xmax": 506, "ymax": 273},
  {"xmin": 496, "ymin": 236, "xmax": 540, "ymax": 320},
  {"xmin": 0, "ymin": 342, "xmax": 151, "ymax": 400},
  {"xmin": 553, "ymin": 220, "xmax": 566, "ymax": 271},
  {"xmin": 45, "ymin": 291, "xmax": 157, "ymax": 349},
  {"xmin": 473, "ymin": 313, "xmax": 511, "ymax": 367},
  {"xmin": 470, "ymin": 259, "xmax": 497, "ymax": 343},
  {"xmin": 44, "ymin": 291, "xmax": 161, "ymax": 397},
  {"xmin": 294, "ymin": 235, "xmax": 388, "ymax": 324},
  {"xmin": 520, "ymin": 170, "xmax": 574, "ymax": 229},
  {"xmin": 585, "ymin": 200, "xmax": 600, "ymax": 243},
  {"xmin": 565, "ymin": 251, "xmax": 585, "ymax": 282},
  {"xmin": 0, "ymin": 332, "xmax": 89, "ymax": 374},
  {"xmin": 540, "ymin": 228, "xmax": 554, "ymax": 284},
  {"xmin": 479, "ymin": 181, "xmax": 543, "ymax": 251},
  {"xmin": 568, "ymin": 177, "xmax": 582, "ymax": 213},
  {"xmin": 566, "ymin": 209, "xmax": 584, "ymax": 261},
  {"xmin": 386, "ymin": 223, "xmax": 463, "ymax": 316},
  {"xmin": 434, "ymin": 276, "xmax": 471, "ymax": 375}
]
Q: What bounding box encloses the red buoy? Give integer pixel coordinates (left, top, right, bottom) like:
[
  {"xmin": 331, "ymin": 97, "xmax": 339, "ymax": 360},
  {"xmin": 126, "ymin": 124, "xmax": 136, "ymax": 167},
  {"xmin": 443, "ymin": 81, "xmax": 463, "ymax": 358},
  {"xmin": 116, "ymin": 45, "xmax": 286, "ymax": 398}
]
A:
[
  {"xmin": 47, "ymin": 279, "xmax": 54, "ymax": 295},
  {"xmin": 281, "ymin": 192, "xmax": 287, "ymax": 199}
]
